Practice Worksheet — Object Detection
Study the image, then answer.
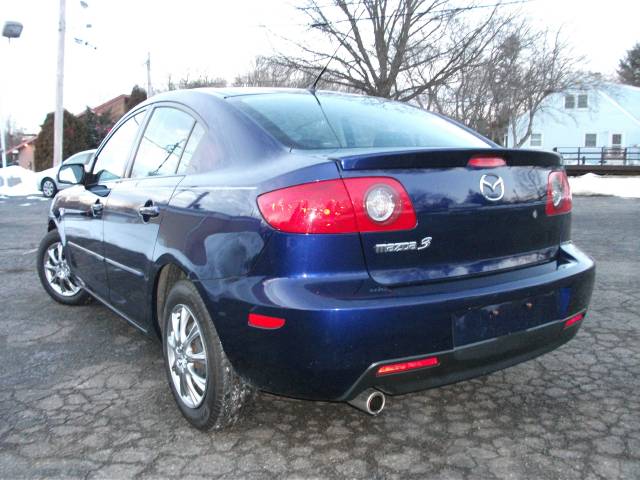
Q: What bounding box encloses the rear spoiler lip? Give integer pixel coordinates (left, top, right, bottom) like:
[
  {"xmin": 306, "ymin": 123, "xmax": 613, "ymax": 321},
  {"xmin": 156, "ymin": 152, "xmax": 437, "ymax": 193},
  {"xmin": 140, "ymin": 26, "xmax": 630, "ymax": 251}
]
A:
[{"xmin": 331, "ymin": 148, "xmax": 563, "ymax": 171}]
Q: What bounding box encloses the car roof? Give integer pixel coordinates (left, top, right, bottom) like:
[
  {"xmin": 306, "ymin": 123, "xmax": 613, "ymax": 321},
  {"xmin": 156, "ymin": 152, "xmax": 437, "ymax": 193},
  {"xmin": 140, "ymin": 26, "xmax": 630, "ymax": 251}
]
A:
[
  {"xmin": 151, "ymin": 86, "xmax": 372, "ymax": 101},
  {"xmin": 205, "ymin": 87, "xmax": 312, "ymax": 98}
]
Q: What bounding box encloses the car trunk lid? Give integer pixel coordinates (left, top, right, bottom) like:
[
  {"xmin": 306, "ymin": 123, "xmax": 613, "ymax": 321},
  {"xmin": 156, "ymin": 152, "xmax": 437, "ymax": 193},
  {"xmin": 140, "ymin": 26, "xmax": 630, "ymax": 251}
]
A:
[{"xmin": 334, "ymin": 148, "xmax": 569, "ymax": 286}]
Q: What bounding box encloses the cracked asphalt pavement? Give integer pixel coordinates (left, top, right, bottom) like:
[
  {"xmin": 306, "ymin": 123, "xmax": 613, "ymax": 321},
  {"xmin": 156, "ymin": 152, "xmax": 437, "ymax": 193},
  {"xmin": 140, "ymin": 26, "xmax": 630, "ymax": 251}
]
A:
[{"xmin": 0, "ymin": 195, "xmax": 639, "ymax": 479}]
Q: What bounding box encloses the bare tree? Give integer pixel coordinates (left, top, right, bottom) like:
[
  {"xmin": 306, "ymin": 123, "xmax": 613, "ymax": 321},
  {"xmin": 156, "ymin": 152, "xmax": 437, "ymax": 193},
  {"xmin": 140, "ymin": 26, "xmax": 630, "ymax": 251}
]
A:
[
  {"xmin": 433, "ymin": 22, "xmax": 587, "ymax": 146},
  {"xmin": 166, "ymin": 75, "xmax": 228, "ymax": 91},
  {"xmin": 233, "ymin": 56, "xmax": 312, "ymax": 88},
  {"xmin": 273, "ymin": 0, "xmax": 510, "ymax": 101}
]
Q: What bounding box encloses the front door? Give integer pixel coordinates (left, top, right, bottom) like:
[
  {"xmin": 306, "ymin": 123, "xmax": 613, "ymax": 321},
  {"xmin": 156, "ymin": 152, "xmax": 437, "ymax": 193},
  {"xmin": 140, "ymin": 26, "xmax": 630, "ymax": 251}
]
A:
[
  {"xmin": 63, "ymin": 110, "xmax": 147, "ymax": 298},
  {"xmin": 61, "ymin": 184, "xmax": 110, "ymax": 295},
  {"xmin": 102, "ymin": 106, "xmax": 197, "ymax": 327}
]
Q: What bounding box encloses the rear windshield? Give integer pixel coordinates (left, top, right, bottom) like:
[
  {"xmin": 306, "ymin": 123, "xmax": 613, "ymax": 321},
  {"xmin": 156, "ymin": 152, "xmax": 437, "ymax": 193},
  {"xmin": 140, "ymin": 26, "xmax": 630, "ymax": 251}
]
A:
[{"xmin": 229, "ymin": 92, "xmax": 490, "ymax": 150}]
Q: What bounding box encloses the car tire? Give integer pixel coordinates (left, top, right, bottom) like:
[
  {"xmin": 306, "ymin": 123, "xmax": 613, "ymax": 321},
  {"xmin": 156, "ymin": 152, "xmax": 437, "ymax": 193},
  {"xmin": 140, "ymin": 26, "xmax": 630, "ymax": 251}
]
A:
[
  {"xmin": 162, "ymin": 280, "xmax": 256, "ymax": 431},
  {"xmin": 37, "ymin": 230, "xmax": 92, "ymax": 306},
  {"xmin": 41, "ymin": 178, "xmax": 57, "ymax": 198}
]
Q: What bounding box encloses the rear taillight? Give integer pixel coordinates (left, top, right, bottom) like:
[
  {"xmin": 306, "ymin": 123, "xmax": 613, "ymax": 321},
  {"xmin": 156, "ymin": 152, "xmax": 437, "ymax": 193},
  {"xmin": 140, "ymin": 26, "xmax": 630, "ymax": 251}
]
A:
[
  {"xmin": 467, "ymin": 156, "xmax": 506, "ymax": 168},
  {"xmin": 257, "ymin": 177, "xmax": 416, "ymax": 234},
  {"xmin": 546, "ymin": 171, "xmax": 572, "ymax": 216},
  {"xmin": 344, "ymin": 177, "xmax": 417, "ymax": 233},
  {"xmin": 256, "ymin": 179, "xmax": 357, "ymax": 234}
]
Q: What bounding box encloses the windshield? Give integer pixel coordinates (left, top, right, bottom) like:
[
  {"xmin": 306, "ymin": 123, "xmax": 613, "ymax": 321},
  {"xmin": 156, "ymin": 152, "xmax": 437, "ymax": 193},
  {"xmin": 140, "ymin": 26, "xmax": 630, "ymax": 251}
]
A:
[
  {"xmin": 229, "ymin": 92, "xmax": 490, "ymax": 150},
  {"xmin": 62, "ymin": 151, "xmax": 94, "ymax": 165}
]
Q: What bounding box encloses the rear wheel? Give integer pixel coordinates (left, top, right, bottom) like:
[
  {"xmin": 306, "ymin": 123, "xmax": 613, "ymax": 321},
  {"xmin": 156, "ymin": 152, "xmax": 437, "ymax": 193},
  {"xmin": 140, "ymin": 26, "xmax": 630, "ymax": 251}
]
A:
[
  {"xmin": 162, "ymin": 280, "xmax": 255, "ymax": 430},
  {"xmin": 37, "ymin": 230, "xmax": 92, "ymax": 305},
  {"xmin": 41, "ymin": 178, "xmax": 57, "ymax": 198}
]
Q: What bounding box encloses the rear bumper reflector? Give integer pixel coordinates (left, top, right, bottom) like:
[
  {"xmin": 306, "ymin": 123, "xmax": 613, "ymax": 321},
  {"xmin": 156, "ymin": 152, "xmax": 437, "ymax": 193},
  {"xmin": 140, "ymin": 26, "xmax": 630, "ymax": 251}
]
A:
[
  {"xmin": 248, "ymin": 313, "xmax": 286, "ymax": 330},
  {"xmin": 563, "ymin": 312, "xmax": 585, "ymax": 329},
  {"xmin": 376, "ymin": 356, "xmax": 439, "ymax": 376}
]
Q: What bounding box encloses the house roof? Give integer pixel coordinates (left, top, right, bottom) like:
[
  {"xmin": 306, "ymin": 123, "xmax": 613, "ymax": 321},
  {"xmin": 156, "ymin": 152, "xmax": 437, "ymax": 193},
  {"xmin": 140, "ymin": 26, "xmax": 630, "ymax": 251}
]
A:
[
  {"xmin": 599, "ymin": 83, "xmax": 640, "ymax": 125},
  {"xmin": 6, "ymin": 136, "xmax": 36, "ymax": 153},
  {"xmin": 77, "ymin": 93, "xmax": 130, "ymax": 117},
  {"xmin": 91, "ymin": 93, "xmax": 129, "ymax": 114}
]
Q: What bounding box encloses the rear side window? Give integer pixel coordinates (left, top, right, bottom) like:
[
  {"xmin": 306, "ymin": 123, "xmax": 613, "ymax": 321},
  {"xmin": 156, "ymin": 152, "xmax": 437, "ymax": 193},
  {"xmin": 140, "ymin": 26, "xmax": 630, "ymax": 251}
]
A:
[
  {"xmin": 131, "ymin": 107, "xmax": 195, "ymax": 178},
  {"xmin": 229, "ymin": 93, "xmax": 489, "ymax": 150},
  {"xmin": 176, "ymin": 123, "xmax": 207, "ymax": 175}
]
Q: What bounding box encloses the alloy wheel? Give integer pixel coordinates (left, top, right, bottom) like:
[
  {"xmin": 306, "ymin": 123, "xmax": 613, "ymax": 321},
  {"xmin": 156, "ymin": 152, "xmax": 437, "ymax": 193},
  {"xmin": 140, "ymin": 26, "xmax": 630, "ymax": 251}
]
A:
[
  {"xmin": 43, "ymin": 242, "xmax": 81, "ymax": 297},
  {"xmin": 166, "ymin": 304, "xmax": 208, "ymax": 409},
  {"xmin": 42, "ymin": 180, "xmax": 55, "ymax": 197}
]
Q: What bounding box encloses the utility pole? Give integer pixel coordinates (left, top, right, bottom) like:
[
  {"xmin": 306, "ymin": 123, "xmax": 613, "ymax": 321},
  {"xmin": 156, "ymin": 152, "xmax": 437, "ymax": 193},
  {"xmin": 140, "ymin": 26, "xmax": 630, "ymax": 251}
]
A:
[
  {"xmin": 146, "ymin": 52, "xmax": 153, "ymax": 97},
  {"xmin": 53, "ymin": 0, "xmax": 66, "ymax": 167}
]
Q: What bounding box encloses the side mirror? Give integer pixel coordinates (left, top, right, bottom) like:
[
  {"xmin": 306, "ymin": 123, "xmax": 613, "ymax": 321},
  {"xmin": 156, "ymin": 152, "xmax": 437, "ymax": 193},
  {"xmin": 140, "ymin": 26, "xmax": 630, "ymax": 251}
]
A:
[{"xmin": 57, "ymin": 163, "xmax": 86, "ymax": 185}]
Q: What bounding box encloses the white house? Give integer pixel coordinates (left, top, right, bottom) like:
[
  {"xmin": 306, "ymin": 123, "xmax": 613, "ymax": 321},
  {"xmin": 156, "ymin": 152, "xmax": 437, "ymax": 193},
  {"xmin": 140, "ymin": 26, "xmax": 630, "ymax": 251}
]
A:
[{"xmin": 507, "ymin": 83, "xmax": 640, "ymax": 163}]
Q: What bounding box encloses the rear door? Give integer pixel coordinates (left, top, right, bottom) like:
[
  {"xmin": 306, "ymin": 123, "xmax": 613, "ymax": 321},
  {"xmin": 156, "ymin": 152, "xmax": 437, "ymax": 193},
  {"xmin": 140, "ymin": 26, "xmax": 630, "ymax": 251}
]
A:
[
  {"xmin": 102, "ymin": 105, "xmax": 200, "ymax": 327},
  {"xmin": 337, "ymin": 149, "xmax": 568, "ymax": 286}
]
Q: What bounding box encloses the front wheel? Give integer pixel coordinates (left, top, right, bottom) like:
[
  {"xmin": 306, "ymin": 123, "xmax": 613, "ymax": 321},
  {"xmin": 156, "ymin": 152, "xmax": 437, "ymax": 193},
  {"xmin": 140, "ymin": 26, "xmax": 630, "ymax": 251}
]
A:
[
  {"xmin": 41, "ymin": 178, "xmax": 57, "ymax": 198},
  {"xmin": 37, "ymin": 230, "xmax": 92, "ymax": 305},
  {"xmin": 162, "ymin": 280, "xmax": 255, "ymax": 430}
]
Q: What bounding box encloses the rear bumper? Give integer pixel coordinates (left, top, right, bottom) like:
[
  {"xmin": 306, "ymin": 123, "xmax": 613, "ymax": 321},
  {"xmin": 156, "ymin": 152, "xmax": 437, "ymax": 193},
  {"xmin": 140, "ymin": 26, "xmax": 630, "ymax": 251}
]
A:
[
  {"xmin": 343, "ymin": 312, "xmax": 582, "ymax": 399},
  {"xmin": 198, "ymin": 243, "xmax": 595, "ymax": 401}
]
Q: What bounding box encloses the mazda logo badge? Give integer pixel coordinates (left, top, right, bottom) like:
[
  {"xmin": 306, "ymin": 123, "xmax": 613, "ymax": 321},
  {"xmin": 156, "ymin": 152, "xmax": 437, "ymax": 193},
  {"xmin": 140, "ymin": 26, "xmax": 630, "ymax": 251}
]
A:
[{"xmin": 479, "ymin": 174, "xmax": 505, "ymax": 202}]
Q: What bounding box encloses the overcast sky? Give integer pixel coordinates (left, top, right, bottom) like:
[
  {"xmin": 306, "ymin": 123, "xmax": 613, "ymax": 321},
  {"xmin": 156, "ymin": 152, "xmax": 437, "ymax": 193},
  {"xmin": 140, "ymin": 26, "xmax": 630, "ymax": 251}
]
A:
[{"xmin": 1, "ymin": 0, "xmax": 639, "ymax": 133}]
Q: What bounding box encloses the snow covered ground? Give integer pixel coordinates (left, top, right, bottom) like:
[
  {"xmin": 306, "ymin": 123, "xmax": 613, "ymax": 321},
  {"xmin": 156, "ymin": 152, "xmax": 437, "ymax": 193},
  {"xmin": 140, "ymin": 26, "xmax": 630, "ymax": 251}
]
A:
[
  {"xmin": 569, "ymin": 173, "xmax": 640, "ymax": 199},
  {"xmin": 0, "ymin": 166, "xmax": 40, "ymax": 197}
]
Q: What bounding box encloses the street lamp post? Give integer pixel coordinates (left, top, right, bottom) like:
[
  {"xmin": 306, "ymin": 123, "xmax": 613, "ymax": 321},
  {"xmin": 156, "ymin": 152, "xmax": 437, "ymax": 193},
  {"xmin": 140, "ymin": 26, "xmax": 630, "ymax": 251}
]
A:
[{"xmin": 1, "ymin": 21, "xmax": 23, "ymax": 169}]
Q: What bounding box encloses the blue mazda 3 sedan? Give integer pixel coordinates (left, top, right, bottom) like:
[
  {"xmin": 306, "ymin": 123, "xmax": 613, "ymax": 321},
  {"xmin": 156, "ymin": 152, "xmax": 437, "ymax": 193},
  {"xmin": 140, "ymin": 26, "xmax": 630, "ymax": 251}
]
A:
[{"xmin": 37, "ymin": 88, "xmax": 595, "ymax": 430}]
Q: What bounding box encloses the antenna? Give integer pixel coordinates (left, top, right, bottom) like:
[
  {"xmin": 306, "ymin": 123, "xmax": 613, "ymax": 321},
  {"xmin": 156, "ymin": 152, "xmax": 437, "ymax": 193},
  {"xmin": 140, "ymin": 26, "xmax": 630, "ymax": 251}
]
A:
[{"xmin": 308, "ymin": 6, "xmax": 365, "ymax": 92}]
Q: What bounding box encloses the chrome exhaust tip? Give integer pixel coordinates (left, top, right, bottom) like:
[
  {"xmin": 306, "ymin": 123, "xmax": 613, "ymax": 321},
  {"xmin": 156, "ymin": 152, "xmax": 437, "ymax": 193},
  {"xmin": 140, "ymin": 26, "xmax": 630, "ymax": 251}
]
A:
[{"xmin": 347, "ymin": 389, "xmax": 386, "ymax": 416}]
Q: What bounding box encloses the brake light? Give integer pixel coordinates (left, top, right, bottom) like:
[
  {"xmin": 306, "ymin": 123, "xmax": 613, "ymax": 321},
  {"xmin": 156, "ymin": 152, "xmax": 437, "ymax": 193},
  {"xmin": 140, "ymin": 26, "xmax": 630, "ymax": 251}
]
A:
[
  {"xmin": 376, "ymin": 356, "xmax": 439, "ymax": 376},
  {"xmin": 467, "ymin": 156, "xmax": 506, "ymax": 168},
  {"xmin": 546, "ymin": 171, "xmax": 572, "ymax": 215},
  {"xmin": 257, "ymin": 178, "xmax": 416, "ymax": 234}
]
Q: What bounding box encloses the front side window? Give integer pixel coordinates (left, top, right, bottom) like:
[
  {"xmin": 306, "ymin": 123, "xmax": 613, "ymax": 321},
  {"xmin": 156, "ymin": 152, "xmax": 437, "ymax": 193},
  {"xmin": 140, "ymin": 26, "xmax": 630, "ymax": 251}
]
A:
[
  {"xmin": 131, "ymin": 107, "xmax": 195, "ymax": 178},
  {"xmin": 229, "ymin": 92, "xmax": 490, "ymax": 150},
  {"xmin": 577, "ymin": 94, "xmax": 588, "ymax": 109},
  {"xmin": 564, "ymin": 95, "xmax": 575, "ymax": 109},
  {"xmin": 93, "ymin": 111, "xmax": 145, "ymax": 183},
  {"xmin": 530, "ymin": 133, "xmax": 542, "ymax": 147},
  {"xmin": 584, "ymin": 133, "xmax": 597, "ymax": 147}
]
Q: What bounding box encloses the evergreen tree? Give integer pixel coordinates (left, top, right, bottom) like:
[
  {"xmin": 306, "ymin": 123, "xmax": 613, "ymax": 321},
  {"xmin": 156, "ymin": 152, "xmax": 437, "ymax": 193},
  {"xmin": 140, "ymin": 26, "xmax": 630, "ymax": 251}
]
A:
[
  {"xmin": 125, "ymin": 85, "xmax": 147, "ymax": 112},
  {"xmin": 80, "ymin": 108, "xmax": 113, "ymax": 149},
  {"xmin": 618, "ymin": 43, "xmax": 640, "ymax": 87},
  {"xmin": 34, "ymin": 110, "xmax": 89, "ymax": 172},
  {"xmin": 82, "ymin": 107, "xmax": 100, "ymax": 148}
]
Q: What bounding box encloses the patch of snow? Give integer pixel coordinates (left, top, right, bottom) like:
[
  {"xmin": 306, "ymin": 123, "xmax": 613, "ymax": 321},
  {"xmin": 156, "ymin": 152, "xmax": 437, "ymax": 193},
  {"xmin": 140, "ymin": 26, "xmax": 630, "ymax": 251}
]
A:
[
  {"xmin": 0, "ymin": 166, "xmax": 40, "ymax": 197},
  {"xmin": 569, "ymin": 173, "xmax": 640, "ymax": 199}
]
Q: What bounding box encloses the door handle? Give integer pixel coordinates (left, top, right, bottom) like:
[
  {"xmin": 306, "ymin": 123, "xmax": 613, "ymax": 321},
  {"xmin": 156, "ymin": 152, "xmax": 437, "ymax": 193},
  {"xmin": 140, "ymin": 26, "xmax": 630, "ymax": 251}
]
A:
[
  {"xmin": 90, "ymin": 202, "xmax": 103, "ymax": 217},
  {"xmin": 139, "ymin": 204, "xmax": 160, "ymax": 219}
]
